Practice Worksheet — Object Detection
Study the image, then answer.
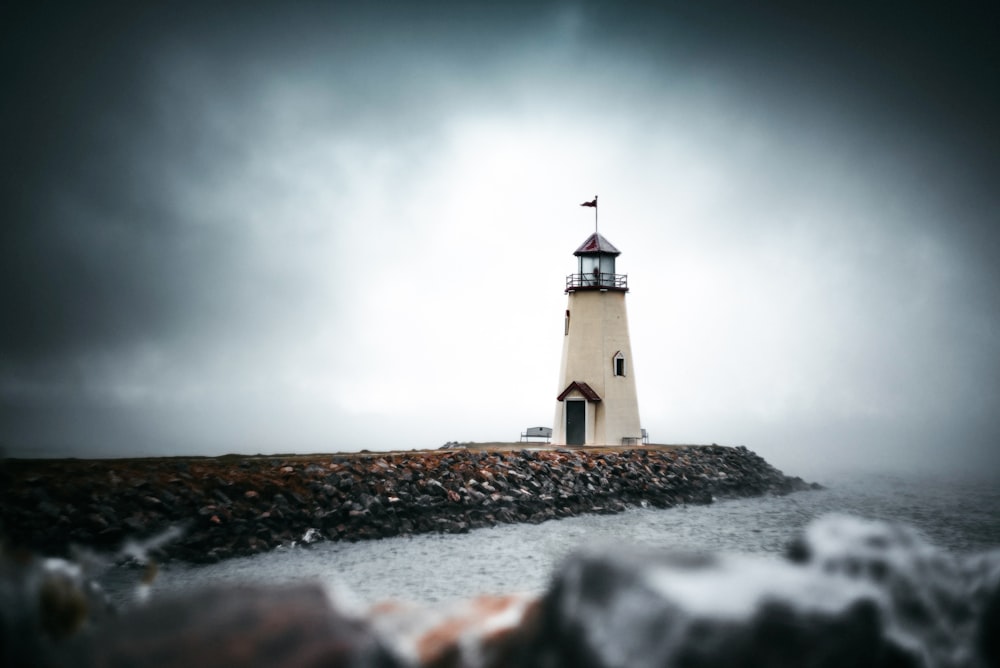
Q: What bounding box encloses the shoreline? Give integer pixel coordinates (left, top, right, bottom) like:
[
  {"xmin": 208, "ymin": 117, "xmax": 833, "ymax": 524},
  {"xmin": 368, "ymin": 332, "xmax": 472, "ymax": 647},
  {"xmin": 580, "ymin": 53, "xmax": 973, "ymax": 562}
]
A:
[{"xmin": 0, "ymin": 444, "xmax": 817, "ymax": 564}]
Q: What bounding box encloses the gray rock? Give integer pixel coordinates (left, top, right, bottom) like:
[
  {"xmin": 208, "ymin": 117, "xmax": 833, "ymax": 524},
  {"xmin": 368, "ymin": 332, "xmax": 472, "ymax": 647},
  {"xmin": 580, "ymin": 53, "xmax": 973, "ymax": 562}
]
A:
[{"xmin": 519, "ymin": 516, "xmax": 1000, "ymax": 668}]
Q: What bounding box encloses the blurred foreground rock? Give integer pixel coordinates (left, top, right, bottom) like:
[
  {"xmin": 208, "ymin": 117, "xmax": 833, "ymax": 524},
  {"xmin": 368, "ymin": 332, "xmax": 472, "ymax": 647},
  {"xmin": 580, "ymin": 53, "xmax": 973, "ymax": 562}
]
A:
[
  {"xmin": 68, "ymin": 584, "xmax": 400, "ymax": 668},
  {"xmin": 518, "ymin": 515, "xmax": 1000, "ymax": 668},
  {"xmin": 3, "ymin": 516, "xmax": 999, "ymax": 668}
]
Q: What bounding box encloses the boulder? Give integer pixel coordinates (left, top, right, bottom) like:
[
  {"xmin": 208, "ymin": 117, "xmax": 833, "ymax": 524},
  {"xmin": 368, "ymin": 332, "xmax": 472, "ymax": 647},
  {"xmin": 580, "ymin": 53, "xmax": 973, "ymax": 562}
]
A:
[
  {"xmin": 57, "ymin": 584, "xmax": 401, "ymax": 668},
  {"xmin": 516, "ymin": 516, "xmax": 1000, "ymax": 668}
]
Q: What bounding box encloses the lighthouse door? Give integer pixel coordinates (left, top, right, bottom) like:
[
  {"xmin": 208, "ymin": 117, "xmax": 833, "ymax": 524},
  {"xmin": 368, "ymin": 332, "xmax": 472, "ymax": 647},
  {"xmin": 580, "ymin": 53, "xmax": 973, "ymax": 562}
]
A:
[{"xmin": 566, "ymin": 400, "xmax": 585, "ymax": 445}]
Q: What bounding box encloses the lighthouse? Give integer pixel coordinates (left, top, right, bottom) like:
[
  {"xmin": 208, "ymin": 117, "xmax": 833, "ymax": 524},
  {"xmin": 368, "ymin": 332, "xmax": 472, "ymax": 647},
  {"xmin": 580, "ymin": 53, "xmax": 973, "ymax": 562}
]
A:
[{"xmin": 553, "ymin": 207, "xmax": 643, "ymax": 446}]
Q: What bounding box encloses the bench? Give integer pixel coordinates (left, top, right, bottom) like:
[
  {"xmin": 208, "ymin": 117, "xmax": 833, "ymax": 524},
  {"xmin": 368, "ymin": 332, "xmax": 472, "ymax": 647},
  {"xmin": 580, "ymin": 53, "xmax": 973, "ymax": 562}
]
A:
[
  {"xmin": 622, "ymin": 429, "xmax": 650, "ymax": 446},
  {"xmin": 520, "ymin": 426, "xmax": 552, "ymax": 443}
]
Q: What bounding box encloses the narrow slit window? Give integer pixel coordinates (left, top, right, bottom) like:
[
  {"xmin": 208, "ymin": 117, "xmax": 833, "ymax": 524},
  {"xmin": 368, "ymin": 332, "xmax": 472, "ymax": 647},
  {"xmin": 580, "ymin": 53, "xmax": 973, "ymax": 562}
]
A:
[{"xmin": 613, "ymin": 351, "xmax": 626, "ymax": 377}]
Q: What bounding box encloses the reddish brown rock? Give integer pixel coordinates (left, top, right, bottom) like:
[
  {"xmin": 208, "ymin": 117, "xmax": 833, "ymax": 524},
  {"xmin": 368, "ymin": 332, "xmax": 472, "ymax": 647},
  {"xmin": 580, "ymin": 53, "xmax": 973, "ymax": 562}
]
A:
[{"xmin": 369, "ymin": 593, "xmax": 538, "ymax": 668}]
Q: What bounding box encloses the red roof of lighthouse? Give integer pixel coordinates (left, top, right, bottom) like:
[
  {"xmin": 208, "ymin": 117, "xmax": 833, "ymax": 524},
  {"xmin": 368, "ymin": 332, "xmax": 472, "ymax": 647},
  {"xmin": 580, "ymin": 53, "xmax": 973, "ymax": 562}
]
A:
[
  {"xmin": 573, "ymin": 233, "xmax": 621, "ymax": 256},
  {"xmin": 557, "ymin": 381, "xmax": 602, "ymax": 402}
]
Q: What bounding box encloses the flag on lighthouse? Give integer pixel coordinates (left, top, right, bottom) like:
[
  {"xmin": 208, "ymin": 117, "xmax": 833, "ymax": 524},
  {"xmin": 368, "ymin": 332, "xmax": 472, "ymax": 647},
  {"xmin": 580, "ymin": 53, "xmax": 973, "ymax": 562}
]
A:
[{"xmin": 580, "ymin": 197, "xmax": 597, "ymax": 208}]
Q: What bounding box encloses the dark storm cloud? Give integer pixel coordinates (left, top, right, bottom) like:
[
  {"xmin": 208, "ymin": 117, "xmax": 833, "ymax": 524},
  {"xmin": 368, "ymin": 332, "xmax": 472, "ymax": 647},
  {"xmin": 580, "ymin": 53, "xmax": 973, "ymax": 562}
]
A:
[
  {"xmin": 0, "ymin": 1, "xmax": 559, "ymax": 365},
  {"xmin": 2, "ymin": 4, "xmax": 241, "ymax": 362},
  {"xmin": 609, "ymin": 2, "xmax": 1000, "ymax": 216}
]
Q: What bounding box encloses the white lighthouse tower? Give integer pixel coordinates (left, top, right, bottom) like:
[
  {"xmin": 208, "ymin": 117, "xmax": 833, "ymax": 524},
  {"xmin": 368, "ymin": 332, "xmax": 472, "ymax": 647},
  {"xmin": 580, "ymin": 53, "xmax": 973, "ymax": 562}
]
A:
[{"xmin": 553, "ymin": 204, "xmax": 643, "ymax": 446}]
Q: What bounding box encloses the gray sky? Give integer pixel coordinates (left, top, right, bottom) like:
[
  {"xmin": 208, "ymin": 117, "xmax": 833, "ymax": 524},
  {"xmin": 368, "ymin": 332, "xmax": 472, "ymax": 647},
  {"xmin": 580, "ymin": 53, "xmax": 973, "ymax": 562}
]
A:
[{"xmin": 2, "ymin": 1, "xmax": 998, "ymax": 478}]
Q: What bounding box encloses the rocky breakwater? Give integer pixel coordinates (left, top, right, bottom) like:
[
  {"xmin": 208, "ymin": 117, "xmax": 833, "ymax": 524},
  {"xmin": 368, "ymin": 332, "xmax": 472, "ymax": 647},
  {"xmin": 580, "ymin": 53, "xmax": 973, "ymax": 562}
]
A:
[{"xmin": 0, "ymin": 445, "xmax": 815, "ymax": 564}]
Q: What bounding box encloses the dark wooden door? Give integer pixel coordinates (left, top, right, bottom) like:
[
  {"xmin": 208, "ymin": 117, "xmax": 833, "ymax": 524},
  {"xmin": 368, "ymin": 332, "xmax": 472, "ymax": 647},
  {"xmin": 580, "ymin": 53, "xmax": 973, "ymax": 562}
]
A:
[{"xmin": 566, "ymin": 401, "xmax": 585, "ymax": 445}]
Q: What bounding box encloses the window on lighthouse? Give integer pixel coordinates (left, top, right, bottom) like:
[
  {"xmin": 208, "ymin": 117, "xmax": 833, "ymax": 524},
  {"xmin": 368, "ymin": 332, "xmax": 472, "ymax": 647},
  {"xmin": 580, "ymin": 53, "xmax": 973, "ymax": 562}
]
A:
[
  {"xmin": 579, "ymin": 256, "xmax": 599, "ymax": 285},
  {"xmin": 613, "ymin": 351, "xmax": 626, "ymax": 377}
]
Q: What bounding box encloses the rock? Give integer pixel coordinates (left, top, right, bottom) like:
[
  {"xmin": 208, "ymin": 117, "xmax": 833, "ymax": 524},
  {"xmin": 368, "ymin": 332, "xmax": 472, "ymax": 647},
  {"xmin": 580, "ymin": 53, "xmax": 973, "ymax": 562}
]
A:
[
  {"xmin": 517, "ymin": 516, "xmax": 1000, "ymax": 668},
  {"xmin": 61, "ymin": 584, "xmax": 401, "ymax": 668},
  {"xmin": 370, "ymin": 594, "xmax": 537, "ymax": 668},
  {"xmin": 37, "ymin": 500, "xmax": 64, "ymax": 521},
  {"xmin": 122, "ymin": 516, "xmax": 146, "ymax": 533},
  {"xmin": 980, "ymin": 576, "xmax": 1000, "ymax": 665}
]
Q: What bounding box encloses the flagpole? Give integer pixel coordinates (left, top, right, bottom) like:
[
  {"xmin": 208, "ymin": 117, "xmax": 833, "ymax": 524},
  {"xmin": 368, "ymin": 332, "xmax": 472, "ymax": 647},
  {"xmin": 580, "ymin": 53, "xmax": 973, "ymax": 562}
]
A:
[{"xmin": 580, "ymin": 195, "xmax": 599, "ymax": 235}]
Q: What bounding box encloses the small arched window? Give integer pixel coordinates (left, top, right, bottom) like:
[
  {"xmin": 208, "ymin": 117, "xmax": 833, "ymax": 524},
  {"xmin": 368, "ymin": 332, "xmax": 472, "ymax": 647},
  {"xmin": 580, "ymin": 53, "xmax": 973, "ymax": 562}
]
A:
[{"xmin": 613, "ymin": 351, "xmax": 626, "ymax": 377}]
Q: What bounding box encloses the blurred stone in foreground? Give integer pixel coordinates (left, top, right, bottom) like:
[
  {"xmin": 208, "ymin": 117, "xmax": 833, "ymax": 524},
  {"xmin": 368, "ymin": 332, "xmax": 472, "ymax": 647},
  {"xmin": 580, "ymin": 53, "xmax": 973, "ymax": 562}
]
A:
[
  {"xmin": 369, "ymin": 593, "xmax": 538, "ymax": 668},
  {"xmin": 517, "ymin": 515, "xmax": 1000, "ymax": 668},
  {"xmin": 66, "ymin": 584, "xmax": 400, "ymax": 668}
]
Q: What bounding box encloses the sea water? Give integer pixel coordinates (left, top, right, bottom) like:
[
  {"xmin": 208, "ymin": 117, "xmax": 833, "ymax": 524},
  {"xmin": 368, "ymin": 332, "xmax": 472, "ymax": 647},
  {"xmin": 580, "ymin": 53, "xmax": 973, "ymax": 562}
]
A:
[{"xmin": 101, "ymin": 470, "xmax": 1000, "ymax": 607}]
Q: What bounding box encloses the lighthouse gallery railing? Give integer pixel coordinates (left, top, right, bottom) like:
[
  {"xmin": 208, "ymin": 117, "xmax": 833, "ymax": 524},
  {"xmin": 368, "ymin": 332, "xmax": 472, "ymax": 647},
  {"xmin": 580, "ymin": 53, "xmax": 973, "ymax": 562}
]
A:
[{"xmin": 565, "ymin": 273, "xmax": 628, "ymax": 291}]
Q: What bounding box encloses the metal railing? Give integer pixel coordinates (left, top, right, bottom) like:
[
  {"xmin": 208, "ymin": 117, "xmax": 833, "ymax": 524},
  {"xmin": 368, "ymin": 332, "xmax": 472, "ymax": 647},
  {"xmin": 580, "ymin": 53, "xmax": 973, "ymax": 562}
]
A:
[{"xmin": 565, "ymin": 272, "xmax": 628, "ymax": 291}]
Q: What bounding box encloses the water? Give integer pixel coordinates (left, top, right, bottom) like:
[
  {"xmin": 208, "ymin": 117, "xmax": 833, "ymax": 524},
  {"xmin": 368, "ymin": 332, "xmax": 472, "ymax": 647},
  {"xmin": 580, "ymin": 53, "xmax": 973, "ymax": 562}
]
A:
[{"xmin": 103, "ymin": 470, "xmax": 1000, "ymax": 607}]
